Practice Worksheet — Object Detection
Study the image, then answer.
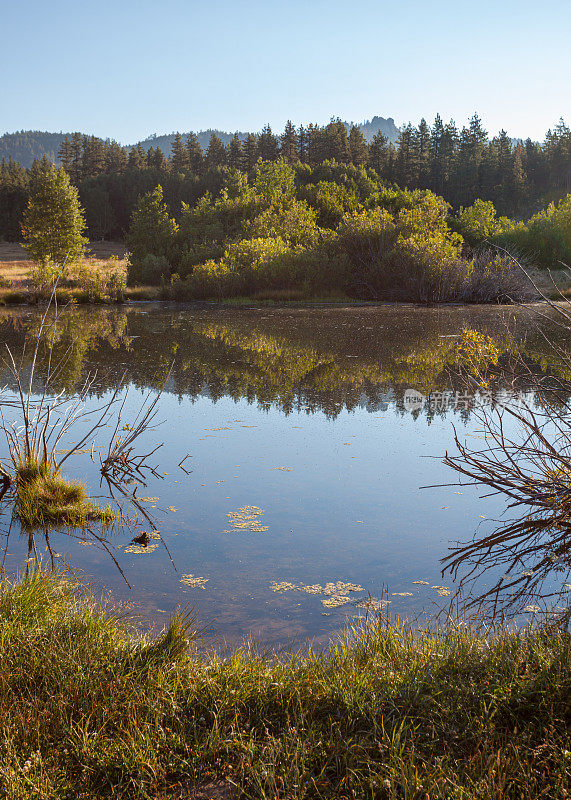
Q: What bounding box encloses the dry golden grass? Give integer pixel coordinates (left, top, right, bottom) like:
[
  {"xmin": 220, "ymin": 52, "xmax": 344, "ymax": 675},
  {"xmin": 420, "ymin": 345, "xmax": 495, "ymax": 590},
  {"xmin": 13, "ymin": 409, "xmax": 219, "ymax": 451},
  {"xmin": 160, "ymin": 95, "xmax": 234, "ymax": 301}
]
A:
[
  {"xmin": 0, "ymin": 241, "xmax": 128, "ymax": 289},
  {"xmin": 0, "ymin": 241, "xmax": 159, "ymax": 303}
]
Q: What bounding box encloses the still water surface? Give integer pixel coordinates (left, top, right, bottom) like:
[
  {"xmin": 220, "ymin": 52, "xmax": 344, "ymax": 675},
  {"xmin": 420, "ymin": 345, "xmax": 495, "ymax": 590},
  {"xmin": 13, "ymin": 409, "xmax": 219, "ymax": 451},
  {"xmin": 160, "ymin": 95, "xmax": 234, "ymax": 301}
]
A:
[{"xmin": 0, "ymin": 303, "xmax": 566, "ymax": 647}]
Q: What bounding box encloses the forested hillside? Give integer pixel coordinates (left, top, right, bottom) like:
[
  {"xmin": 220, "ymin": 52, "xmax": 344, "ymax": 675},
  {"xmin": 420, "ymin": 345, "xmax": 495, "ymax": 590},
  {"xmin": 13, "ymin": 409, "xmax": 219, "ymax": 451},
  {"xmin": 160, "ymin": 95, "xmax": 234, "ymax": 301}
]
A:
[
  {"xmin": 1, "ymin": 114, "xmax": 569, "ymax": 245},
  {"xmin": 0, "ymin": 131, "xmax": 74, "ymax": 169},
  {"xmin": 0, "ymin": 117, "xmax": 400, "ymax": 168}
]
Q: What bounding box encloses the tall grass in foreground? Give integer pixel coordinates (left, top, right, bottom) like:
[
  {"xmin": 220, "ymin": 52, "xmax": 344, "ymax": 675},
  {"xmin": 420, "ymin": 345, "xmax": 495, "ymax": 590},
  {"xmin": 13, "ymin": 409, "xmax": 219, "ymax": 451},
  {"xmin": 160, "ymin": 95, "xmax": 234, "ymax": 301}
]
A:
[{"xmin": 0, "ymin": 572, "xmax": 569, "ymax": 799}]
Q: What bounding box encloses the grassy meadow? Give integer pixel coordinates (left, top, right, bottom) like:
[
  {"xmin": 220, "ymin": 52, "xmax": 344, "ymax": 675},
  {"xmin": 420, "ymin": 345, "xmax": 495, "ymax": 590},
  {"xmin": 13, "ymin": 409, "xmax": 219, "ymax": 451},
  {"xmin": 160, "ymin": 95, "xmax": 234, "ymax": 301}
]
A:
[{"xmin": 0, "ymin": 571, "xmax": 569, "ymax": 799}]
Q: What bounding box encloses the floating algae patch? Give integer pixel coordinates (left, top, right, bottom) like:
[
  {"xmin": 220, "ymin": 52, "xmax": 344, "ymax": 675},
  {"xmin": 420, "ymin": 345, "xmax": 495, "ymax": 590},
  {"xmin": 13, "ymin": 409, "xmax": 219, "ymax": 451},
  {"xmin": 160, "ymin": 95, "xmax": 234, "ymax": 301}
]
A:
[
  {"xmin": 356, "ymin": 598, "xmax": 391, "ymax": 612},
  {"xmin": 301, "ymin": 584, "xmax": 322, "ymax": 595},
  {"xmin": 413, "ymin": 581, "xmax": 430, "ymax": 585},
  {"xmin": 180, "ymin": 574, "xmax": 209, "ymax": 588},
  {"xmin": 269, "ymin": 579, "xmax": 365, "ymax": 609},
  {"xmin": 225, "ymin": 505, "xmax": 269, "ymax": 533},
  {"xmin": 270, "ymin": 581, "xmax": 298, "ymax": 593},
  {"xmin": 124, "ymin": 543, "xmax": 159, "ymax": 554},
  {"xmin": 322, "ymin": 595, "xmax": 351, "ymax": 608},
  {"xmin": 432, "ymin": 585, "xmax": 452, "ymax": 597},
  {"xmin": 392, "ymin": 592, "xmax": 414, "ymax": 597},
  {"xmin": 323, "ymin": 581, "xmax": 364, "ymax": 595},
  {"xmin": 205, "ymin": 427, "xmax": 233, "ymax": 431}
]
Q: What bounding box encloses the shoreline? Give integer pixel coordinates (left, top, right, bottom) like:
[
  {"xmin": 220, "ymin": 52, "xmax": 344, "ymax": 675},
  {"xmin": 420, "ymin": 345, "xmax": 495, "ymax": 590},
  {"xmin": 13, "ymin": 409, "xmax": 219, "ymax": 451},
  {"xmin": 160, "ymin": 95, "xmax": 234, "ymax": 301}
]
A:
[{"xmin": 1, "ymin": 571, "xmax": 568, "ymax": 799}]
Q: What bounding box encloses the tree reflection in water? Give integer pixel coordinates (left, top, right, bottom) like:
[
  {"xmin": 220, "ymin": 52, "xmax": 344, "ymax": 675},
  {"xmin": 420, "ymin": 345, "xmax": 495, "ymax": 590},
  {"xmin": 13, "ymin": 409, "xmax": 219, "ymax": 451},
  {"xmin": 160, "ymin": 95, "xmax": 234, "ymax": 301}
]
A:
[{"xmin": 442, "ymin": 288, "xmax": 571, "ymax": 623}]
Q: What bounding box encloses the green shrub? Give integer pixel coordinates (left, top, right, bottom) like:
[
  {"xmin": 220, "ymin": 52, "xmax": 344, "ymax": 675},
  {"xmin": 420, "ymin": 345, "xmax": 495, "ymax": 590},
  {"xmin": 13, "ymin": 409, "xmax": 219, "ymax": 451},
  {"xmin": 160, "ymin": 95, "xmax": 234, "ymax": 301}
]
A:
[
  {"xmin": 336, "ymin": 194, "xmax": 470, "ymax": 301},
  {"xmin": 456, "ymin": 199, "xmax": 520, "ymax": 248},
  {"xmin": 301, "ymin": 181, "xmax": 360, "ymax": 227},
  {"xmin": 457, "ymin": 199, "xmax": 502, "ymax": 245},
  {"xmin": 29, "ymin": 257, "xmax": 62, "ymax": 296},
  {"xmin": 139, "ymin": 254, "xmax": 170, "ymax": 284},
  {"xmin": 126, "ymin": 185, "xmax": 178, "ymax": 284},
  {"xmin": 244, "ymin": 199, "xmax": 320, "ymax": 246},
  {"xmin": 496, "ymin": 194, "xmax": 571, "ymax": 268},
  {"xmin": 106, "ymin": 268, "xmax": 126, "ymax": 302}
]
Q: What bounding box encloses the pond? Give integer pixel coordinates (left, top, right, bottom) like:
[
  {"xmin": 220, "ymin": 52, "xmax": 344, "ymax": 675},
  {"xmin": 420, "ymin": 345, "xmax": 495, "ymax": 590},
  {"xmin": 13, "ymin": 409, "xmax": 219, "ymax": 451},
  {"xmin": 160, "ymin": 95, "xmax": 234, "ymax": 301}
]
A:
[{"xmin": 0, "ymin": 303, "xmax": 569, "ymax": 647}]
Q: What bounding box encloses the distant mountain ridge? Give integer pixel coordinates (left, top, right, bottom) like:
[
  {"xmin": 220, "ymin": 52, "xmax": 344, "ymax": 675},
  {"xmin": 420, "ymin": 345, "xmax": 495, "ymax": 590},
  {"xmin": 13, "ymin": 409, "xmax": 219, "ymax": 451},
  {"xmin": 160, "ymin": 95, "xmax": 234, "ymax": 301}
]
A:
[{"xmin": 0, "ymin": 117, "xmax": 400, "ymax": 168}]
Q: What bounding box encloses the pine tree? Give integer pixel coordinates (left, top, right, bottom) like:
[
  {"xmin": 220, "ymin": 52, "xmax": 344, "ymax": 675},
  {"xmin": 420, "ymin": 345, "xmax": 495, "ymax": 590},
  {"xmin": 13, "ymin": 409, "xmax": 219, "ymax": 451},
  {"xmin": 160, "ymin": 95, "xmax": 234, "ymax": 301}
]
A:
[
  {"xmin": 147, "ymin": 146, "xmax": 167, "ymax": 170},
  {"xmin": 258, "ymin": 124, "xmax": 279, "ymax": 161},
  {"xmin": 429, "ymin": 114, "xmax": 446, "ymax": 193},
  {"xmin": 280, "ymin": 121, "xmax": 298, "ymax": 163},
  {"xmin": 348, "ymin": 125, "xmax": 368, "ymax": 166},
  {"xmin": 242, "ymin": 133, "xmax": 259, "ymax": 172},
  {"xmin": 415, "ymin": 118, "xmax": 431, "ymax": 187},
  {"xmin": 127, "ymin": 144, "xmax": 146, "ymax": 171},
  {"xmin": 508, "ymin": 143, "xmax": 528, "ymax": 210},
  {"xmin": 22, "ymin": 157, "xmax": 88, "ymax": 264},
  {"xmin": 368, "ymin": 131, "xmax": 389, "ymax": 176},
  {"xmin": 297, "ymin": 125, "xmax": 308, "ymax": 162},
  {"xmin": 82, "ymin": 135, "xmax": 105, "ymax": 177},
  {"xmin": 394, "ymin": 124, "xmax": 416, "ymax": 187},
  {"xmin": 170, "ymin": 133, "xmax": 188, "ymax": 173},
  {"xmin": 205, "ymin": 134, "xmax": 227, "ymax": 170},
  {"xmin": 455, "ymin": 114, "xmax": 487, "ymax": 205},
  {"xmin": 322, "ymin": 120, "xmax": 350, "ymax": 163},
  {"xmin": 105, "ymin": 141, "xmax": 127, "ymax": 173},
  {"xmin": 69, "ymin": 132, "xmax": 84, "ymax": 184},
  {"xmin": 58, "ymin": 137, "xmax": 73, "ymax": 173},
  {"xmin": 186, "ymin": 133, "xmax": 204, "ymax": 174},
  {"xmin": 306, "ymin": 124, "xmax": 320, "ymax": 165},
  {"xmin": 228, "ymin": 133, "xmax": 243, "ymax": 169}
]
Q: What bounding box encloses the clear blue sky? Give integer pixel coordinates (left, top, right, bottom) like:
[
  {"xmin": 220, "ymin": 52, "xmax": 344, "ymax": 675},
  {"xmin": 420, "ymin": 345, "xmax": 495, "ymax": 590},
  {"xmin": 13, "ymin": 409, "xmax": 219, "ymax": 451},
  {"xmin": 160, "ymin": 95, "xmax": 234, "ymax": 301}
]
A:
[{"xmin": 1, "ymin": 0, "xmax": 569, "ymax": 144}]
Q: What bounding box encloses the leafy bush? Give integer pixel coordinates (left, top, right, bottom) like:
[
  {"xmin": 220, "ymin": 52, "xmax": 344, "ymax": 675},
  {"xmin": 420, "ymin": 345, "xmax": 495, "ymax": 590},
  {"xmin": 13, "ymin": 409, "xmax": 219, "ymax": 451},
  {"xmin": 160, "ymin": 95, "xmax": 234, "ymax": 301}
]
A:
[
  {"xmin": 126, "ymin": 185, "xmax": 178, "ymax": 284},
  {"xmin": 300, "ymin": 181, "xmax": 360, "ymax": 227},
  {"xmin": 456, "ymin": 199, "xmax": 519, "ymax": 248},
  {"xmin": 29, "ymin": 258, "xmax": 62, "ymax": 296},
  {"xmin": 336, "ymin": 194, "xmax": 470, "ymax": 301},
  {"xmin": 253, "ymin": 157, "xmax": 296, "ymax": 202},
  {"xmin": 106, "ymin": 268, "xmax": 126, "ymax": 302},
  {"xmin": 70, "ymin": 263, "xmax": 127, "ymax": 302},
  {"xmin": 244, "ymin": 199, "xmax": 319, "ymax": 246},
  {"xmin": 139, "ymin": 254, "xmax": 170, "ymax": 284},
  {"xmin": 496, "ymin": 194, "xmax": 571, "ymax": 268}
]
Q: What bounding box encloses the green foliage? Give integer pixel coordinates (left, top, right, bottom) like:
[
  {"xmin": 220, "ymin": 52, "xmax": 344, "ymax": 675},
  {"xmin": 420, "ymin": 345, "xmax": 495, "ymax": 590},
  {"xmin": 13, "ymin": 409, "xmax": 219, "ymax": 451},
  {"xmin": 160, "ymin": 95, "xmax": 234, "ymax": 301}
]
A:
[
  {"xmin": 71, "ymin": 262, "xmax": 127, "ymax": 302},
  {"xmin": 140, "ymin": 254, "xmax": 170, "ymax": 284},
  {"xmin": 300, "ymin": 180, "xmax": 360, "ymax": 227},
  {"xmin": 244, "ymin": 199, "xmax": 319, "ymax": 246},
  {"xmin": 253, "ymin": 157, "xmax": 296, "ymax": 202},
  {"xmin": 126, "ymin": 185, "xmax": 178, "ymax": 284},
  {"xmin": 1, "ymin": 571, "xmax": 569, "ymax": 799},
  {"xmin": 29, "ymin": 258, "xmax": 62, "ymax": 295},
  {"xmin": 456, "ymin": 198, "xmax": 517, "ymax": 247},
  {"xmin": 336, "ymin": 194, "xmax": 469, "ymax": 301},
  {"xmin": 497, "ymin": 194, "xmax": 571, "ymax": 268},
  {"xmin": 22, "ymin": 158, "xmax": 88, "ymax": 265}
]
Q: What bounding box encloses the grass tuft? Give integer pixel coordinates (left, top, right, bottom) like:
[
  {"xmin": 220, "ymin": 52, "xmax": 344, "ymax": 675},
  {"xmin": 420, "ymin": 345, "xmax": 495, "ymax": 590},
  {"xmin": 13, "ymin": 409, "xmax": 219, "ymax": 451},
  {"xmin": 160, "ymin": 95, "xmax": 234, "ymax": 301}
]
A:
[
  {"xmin": 14, "ymin": 454, "xmax": 114, "ymax": 528},
  {"xmin": 0, "ymin": 572, "xmax": 569, "ymax": 798}
]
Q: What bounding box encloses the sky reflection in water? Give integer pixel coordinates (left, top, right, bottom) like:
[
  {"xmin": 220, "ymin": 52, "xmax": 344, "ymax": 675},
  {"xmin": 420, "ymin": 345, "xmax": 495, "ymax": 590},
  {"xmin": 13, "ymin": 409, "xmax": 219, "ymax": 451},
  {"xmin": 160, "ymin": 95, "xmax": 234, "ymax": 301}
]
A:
[{"xmin": 0, "ymin": 303, "xmax": 568, "ymax": 647}]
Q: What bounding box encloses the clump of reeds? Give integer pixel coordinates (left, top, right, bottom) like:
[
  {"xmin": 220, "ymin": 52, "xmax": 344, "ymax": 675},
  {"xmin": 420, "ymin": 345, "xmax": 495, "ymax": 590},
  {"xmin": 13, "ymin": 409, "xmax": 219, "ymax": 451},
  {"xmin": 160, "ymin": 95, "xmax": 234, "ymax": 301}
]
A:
[
  {"xmin": 0, "ymin": 571, "xmax": 569, "ymax": 800},
  {"xmin": 13, "ymin": 452, "xmax": 113, "ymax": 528},
  {"xmin": 0, "ymin": 268, "xmax": 166, "ymax": 532}
]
